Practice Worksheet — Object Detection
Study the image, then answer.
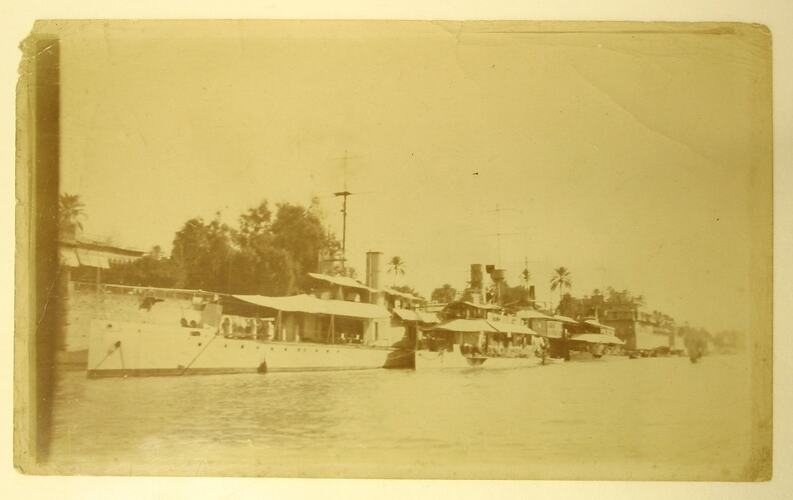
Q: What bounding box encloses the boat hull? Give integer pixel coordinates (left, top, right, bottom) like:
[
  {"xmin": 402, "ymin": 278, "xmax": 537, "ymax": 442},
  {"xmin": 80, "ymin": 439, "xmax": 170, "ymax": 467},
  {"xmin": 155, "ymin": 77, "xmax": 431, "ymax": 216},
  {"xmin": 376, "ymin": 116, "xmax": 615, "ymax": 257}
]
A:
[
  {"xmin": 86, "ymin": 320, "xmax": 410, "ymax": 378},
  {"xmin": 414, "ymin": 349, "xmax": 542, "ymax": 370},
  {"xmin": 86, "ymin": 320, "xmax": 268, "ymax": 378},
  {"xmin": 259, "ymin": 342, "xmax": 412, "ymax": 372}
]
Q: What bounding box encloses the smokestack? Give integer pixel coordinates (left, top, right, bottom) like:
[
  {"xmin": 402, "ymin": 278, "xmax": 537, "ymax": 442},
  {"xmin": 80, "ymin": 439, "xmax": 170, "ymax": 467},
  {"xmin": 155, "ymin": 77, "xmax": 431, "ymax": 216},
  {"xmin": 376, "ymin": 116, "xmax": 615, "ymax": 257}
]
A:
[
  {"xmin": 470, "ymin": 264, "xmax": 483, "ymax": 291},
  {"xmin": 492, "ymin": 269, "xmax": 506, "ymax": 306},
  {"xmin": 365, "ymin": 251, "xmax": 383, "ymax": 290}
]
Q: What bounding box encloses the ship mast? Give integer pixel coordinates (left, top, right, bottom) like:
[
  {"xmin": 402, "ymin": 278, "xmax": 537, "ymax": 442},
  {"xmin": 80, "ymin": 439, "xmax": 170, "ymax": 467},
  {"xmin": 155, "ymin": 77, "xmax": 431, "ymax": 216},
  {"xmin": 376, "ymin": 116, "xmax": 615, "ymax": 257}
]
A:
[
  {"xmin": 330, "ymin": 150, "xmax": 370, "ymax": 273},
  {"xmin": 334, "ymin": 189, "xmax": 352, "ymax": 266}
]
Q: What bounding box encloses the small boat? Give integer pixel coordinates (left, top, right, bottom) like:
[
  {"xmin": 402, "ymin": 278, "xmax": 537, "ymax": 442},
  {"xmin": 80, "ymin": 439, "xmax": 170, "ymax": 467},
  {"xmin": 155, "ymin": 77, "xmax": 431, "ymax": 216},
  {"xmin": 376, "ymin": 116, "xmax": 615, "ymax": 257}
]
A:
[
  {"xmin": 567, "ymin": 333, "xmax": 625, "ymax": 360},
  {"xmin": 413, "ymin": 318, "xmax": 545, "ymax": 370},
  {"xmin": 414, "ymin": 346, "xmax": 541, "ymax": 370},
  {"xmin": 541, "ymin": 356, "xmax": 566, "ymax": 364}
]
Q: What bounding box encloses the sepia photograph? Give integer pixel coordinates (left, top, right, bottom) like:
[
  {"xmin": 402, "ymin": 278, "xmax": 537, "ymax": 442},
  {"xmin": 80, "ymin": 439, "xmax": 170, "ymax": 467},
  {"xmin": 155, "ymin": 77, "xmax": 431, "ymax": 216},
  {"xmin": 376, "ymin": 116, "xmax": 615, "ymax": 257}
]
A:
[{"xmin": 14, "ymin": 19, "xmax": 773, "ymax": 481}]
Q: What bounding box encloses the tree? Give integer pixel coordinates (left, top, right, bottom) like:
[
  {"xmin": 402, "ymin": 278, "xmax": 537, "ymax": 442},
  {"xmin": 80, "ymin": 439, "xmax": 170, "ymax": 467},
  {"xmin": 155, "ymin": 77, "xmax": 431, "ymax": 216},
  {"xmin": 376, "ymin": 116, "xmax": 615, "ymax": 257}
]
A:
[
  {"xmin": 502, "ymin": 283, "xmax": 531, "ymax": 306},
  {"xmin": 387, "ymin": 256, "xmax": 405, "ymax": 285},
  {"xmin": 149, "ymin": 245, "xmax": 164, "ymax": 261},
  {"xmin": 59, "ymin": 193, "xmax": 85, "ymax": 239},
  {"xmin": 168, "ymin": 200, "xmax": 338, "ymax": 295},
  {"xmin": 431, "ymin": 284, "xmax": 456, "ymax": 303},
  {"xmin": 236, "ymin": 200, "xmax": 272, "ymax": 247},
  {"xmin": 270, "ymin": 202, "xmax": 333, "ymax": 289},
  {"xmin": 171, "ymin": 215, "xmax": 235, "ymax": 291},
  {"xmin": 605, "ymin": 287, "xmax": 631, "ymax": 304},
  {"xmin": 103, "ymin": 255, "xmax": 180, "ymax": 288},
  {"xmin": 227, "ymin": 243, "xmax": 296, "ymax": 296},
  {"xmin": 549, "ymin": 266, "xmax": 572, "ymax": 310}
]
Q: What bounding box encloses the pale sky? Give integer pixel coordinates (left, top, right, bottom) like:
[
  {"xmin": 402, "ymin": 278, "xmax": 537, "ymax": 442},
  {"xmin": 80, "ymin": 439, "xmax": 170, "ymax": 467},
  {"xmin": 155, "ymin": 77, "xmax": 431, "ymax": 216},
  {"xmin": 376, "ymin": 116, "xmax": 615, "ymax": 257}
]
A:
[{"xmin": 53, "ymin": 21, "xmax": 771, "ymax": 332}]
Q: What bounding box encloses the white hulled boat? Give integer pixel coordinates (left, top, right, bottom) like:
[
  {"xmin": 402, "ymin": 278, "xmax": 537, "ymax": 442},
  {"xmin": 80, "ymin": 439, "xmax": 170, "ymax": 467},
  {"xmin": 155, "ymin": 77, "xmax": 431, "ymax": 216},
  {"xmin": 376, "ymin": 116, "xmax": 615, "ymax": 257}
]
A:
[{"xmin": 86, "ymin": 293, "xmax": 412, "ymax": 378}]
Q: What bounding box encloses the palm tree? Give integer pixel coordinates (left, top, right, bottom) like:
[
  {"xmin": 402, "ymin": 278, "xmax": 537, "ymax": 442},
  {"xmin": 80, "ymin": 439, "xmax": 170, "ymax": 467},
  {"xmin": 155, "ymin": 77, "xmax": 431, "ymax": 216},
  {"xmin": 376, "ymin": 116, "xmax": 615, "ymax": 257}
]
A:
[
  {"xmin": 59, "ymin": 193, "xmax": 85, "ymax": 239},
  {"xmin": 387, "ymin": 256, "xmax": 405, "ymax": 285},
  {"xmin": 549, "ymin": 266, "xmax": 572, "ymax": 309}
]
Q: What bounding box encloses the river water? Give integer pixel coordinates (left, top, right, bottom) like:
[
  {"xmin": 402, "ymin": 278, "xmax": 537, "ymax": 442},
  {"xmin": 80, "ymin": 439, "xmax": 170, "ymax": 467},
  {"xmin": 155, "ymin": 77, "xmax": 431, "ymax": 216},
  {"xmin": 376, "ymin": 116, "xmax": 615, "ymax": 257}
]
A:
[{"xmin": 43, "ymin": 354, "xmax": 755, "ymax": 480}]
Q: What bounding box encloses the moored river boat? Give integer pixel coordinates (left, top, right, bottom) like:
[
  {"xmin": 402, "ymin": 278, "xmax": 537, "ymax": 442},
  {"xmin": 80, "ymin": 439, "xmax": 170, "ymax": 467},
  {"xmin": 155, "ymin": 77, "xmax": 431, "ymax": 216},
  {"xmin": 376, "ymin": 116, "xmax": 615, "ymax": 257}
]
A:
[
  {"xmin": 86, "ymin": 293, "xmax": 412, "ymax": 378},
  {"xmin": 413, "ymin": 318, "xmax": 545, "ymax": 370}
]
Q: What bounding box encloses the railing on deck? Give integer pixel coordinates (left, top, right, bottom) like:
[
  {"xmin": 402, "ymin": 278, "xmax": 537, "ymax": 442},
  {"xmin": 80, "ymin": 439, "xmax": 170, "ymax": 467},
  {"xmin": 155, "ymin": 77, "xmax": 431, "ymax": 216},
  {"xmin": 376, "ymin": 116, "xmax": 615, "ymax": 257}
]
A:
[{"xmin": 72, "ymin": 281, "xmax": 217, "ymax": 301}]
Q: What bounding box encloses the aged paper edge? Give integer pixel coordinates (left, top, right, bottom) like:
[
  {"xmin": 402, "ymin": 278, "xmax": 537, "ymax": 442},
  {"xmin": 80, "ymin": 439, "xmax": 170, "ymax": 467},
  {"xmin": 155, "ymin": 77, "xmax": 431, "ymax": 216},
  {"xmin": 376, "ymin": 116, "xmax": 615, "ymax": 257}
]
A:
[{"xmin": 11, "ymin": 19, "xmax": 773, "ymax": 480}]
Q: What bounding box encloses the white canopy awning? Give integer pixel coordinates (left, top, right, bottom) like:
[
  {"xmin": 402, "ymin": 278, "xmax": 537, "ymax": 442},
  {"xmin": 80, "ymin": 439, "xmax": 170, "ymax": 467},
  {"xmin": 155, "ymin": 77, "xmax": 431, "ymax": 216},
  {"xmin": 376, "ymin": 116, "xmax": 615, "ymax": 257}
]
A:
[
  {"xmin": 232, "ymin": 294, "xmax": 390, "ymax": 319},
  {"xmin": 75, "ymin": 248, "xmax": 110, "ymax": 269},
  {"xmin": 487, "ymin": 320, "xmax": 536, "ymax": 335},
  {"xmin": 571, "ymin": 333, "xmax": 625, "ymax": 345},
  {"xmin": 393, "ymin": 309, "xmax": 440, "ymax": 324}
]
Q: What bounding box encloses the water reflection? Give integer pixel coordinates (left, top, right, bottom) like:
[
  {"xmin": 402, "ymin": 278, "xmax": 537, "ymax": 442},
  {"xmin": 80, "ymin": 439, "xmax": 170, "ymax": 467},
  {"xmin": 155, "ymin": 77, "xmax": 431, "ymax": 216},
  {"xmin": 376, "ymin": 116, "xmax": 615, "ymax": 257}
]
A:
[{"xmin": 47, "ymin": 355, "xmax": 753, "ymax": 479}]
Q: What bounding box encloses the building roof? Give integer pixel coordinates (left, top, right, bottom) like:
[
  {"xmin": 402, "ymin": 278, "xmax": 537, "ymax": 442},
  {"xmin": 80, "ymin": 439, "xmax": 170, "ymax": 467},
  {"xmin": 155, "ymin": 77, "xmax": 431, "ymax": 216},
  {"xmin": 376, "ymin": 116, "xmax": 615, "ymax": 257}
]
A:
[
  {"xmin": 232, "ymin": 294, "xmax": 390, "ymax": 319},
  {"xmin": 515, "ymin": 309, "xmax": 554, "ymax": 320},
  {"xmin": 60, "ymin": 237, "xmax": 145, "ymax": 256},
  {"xmin": 307, "ymin": 273, "xmax": 425, "ymax": 302},
  {"xmin": 307, "ymin": 272, "xmax": 376, "ymax": 292},
  {"xmin": 584, "ymin": 319, "xmax": 615, "ymax": 330},
  {"xmin": 454, "ymin": 301, "xmax": 502, "ymax": 310},
  {"xmin": 417, "ymin": 311, "xmax": 440, "ymax": 324},
  {"xmin": 59, "ymin": 238, "xmax": 145, "ymax": 268},
  {"xmin": 383, "ymin": 288, "xmax": 425, "ymax": 302},
  {"xmin": 552, "ymin": 315, "xmax": 580, "ymax": 324}
]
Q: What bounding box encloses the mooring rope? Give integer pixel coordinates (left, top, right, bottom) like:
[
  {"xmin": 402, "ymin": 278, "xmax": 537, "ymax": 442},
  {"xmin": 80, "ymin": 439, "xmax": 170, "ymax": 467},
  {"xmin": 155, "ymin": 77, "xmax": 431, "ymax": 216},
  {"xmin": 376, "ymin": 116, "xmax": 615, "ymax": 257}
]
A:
[
  {"xmin": 178, "ymin": 332, "xmax": 220, "ymax": 376},
  {"xmin": 90, "ymin": 340, "xmax": 122, "ymax": 371}
]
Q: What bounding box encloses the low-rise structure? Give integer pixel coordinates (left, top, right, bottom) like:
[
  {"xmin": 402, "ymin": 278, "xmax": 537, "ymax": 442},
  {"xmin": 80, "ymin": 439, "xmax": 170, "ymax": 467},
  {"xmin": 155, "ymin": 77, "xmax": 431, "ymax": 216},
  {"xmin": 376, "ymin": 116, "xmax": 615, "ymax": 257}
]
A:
[{"xmin": 558, "ymin": 292, "xmax": 675, "ymax": 351}]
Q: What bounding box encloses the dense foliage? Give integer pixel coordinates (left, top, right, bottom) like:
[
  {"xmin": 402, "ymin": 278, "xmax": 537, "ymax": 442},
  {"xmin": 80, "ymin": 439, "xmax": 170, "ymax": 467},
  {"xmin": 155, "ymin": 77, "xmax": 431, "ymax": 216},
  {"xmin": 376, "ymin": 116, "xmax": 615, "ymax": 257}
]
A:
[
  {"xmin": 104, "ymin": 199, "xmax": 340, "ymax": 295},
  {"xmin": 430, "ymin": 284, "xmax": 456, "ymax": 303}
]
